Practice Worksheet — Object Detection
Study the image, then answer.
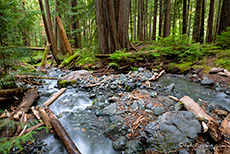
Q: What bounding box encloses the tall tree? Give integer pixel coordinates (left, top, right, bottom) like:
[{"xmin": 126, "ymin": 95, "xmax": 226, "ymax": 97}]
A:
[
  {"xmin": 206, "ymin": 0, "xmax": 214, "ymax": 43},
  {"xmin": 213, "ymin": 0, "xmax": 222, "ymax": 42},
  {"xmin": 38, "ymin": 0, "xmax": 60, "ymax": 65},
  {"xmin": 158, "ymin": 0, "xmax": 163, "ymax": 37},
  {"xmin": 182, "ymin": 0, "xmax": 187, "ymax": 34},
  {"xmin": 193, "ymin": 0, "xmax": 202, "ymax": 42},
  {"xmin": 152, "ymin": 0, "xmax": 158, "ymax": 40},
  {"xmin": 95, "ymin": 0, "xmax": 130, "ymax": 54},
  {"xmin": 163, "ymin": 0, "xmax": 171, "ymax": 38},
  {"xmin": 200, "ymin": 0, "xmax": 205, "ymax": 43},
  {"xmin": 71, "ymin": 0, "xmax": 80, "ymax": 48},
  {"xmin": 218, "ymin": 0, "xmax": 230, "ymax": 34}
]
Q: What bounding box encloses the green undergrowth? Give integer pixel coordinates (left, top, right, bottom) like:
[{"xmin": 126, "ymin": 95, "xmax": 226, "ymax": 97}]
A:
[{"xmin": 0, "ymin": 117, "xmax": 48, "ymax": 154}]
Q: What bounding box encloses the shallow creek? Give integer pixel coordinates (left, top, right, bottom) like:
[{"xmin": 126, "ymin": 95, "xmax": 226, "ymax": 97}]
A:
[{"xmin": 35, "ymin": 69, "xmax": 230, "ymax": 154}]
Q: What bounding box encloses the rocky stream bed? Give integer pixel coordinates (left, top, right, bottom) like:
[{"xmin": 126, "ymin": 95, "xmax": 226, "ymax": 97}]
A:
[{"xmin": 13, "ymin": 67, "xmax": 230, "ymax": 154}]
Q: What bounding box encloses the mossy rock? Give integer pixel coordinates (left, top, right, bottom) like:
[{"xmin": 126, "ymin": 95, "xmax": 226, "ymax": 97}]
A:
[{"xmin": 57, "ymin": 79, "xmax": 77, "ymax": 88}]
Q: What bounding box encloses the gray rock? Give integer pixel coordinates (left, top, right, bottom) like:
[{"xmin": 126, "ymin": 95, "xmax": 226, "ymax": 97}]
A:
[
  {"xmin": 145, "ymin": 109, "xmax": 153, "ymax": 114},
  {"xmin": 174, "ymin": 103, "xmax": 183, "ymax": 111},
  {"xmin": 112, "ymin": 136, "xmax": 127, "ymax": 151},
  {"xmin": 150, "ymin": 91, "xmax": 157, "ymax": 98},
  {"xmin": 138, "ymin": 67, "xmax": 145, "ymax": 72},
  {"xmin": 137, "ymin": 100, "xmax": 145, "ymax": 111},
  {"xmin": 125, "ymin": 140, "xmax": 141, "ymax": 154},
  {"xmin": 125, "ymin": 82, "xmax": 136, "ymax": 92},
  {"xmin": 201, "ymin": 77, "xmax": 214, "ymax": 86},
  {"xmin": 194, "ymin": 144, "xmax": 213, "ymax": 154},
  {"xmin": 140, "ymin": 76, "xmax": 148, "ymax": 82},
  {"xmin": 102, "ymin": 103, "xmax": 117, "ymax": 115},
  {"xmin": 110, "ymin": 84, "xmax": 118, "ymax": 90},
  {"xmin": 131, "ymin": 101, "xmax": 138, "ymax": 110},
  {"xmin": 153, "ymin": 107, "xmax": 164, "ymax": 116},
  {"xmin": 146, "ymin": 103, "xmax": 153, "ymax": 109},
  {"xmin": 142, "ymin": 111, "xmax": 201, "ymax": 151},
  {"xmin": 110, "ymin": 115, "xmax": 125, "ymax": 123},
  {"xmin": 179, "ymin": 149, "xmax": 190, "ymax": 154}
]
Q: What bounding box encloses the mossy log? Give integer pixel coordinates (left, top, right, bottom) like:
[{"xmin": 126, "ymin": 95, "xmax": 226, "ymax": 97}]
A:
[
  {"xmin": 40, "ymin": 44, "xmax": 51, "ymax": 69},
  {"xmin": 58, "ymin": 52, "xmax": 80, "ymax": 68},
  {"xmin": 0, "ymin": 88, "xmax": 30, "ymax": 97}
]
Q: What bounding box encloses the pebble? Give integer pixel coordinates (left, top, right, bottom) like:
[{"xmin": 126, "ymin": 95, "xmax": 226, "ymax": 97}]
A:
[{"xmin": 153, "ymin": 106, "xmax": 164, "ymax": 116}]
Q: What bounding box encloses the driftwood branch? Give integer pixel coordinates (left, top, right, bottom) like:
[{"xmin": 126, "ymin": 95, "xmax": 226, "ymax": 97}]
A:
[
  {"xmin": 180, "ymin": 96, "xmax": 223, "ymax": 142},
  {"xmin": 15, "ymin": 75, "xmax": 58, "ymax": 80},
  {"xmin": 47, "ymin": 108, "xmax": 81, "ymax": 154},
  {"xmin": 43, "ymin": 88, "xmax": 66, "ymax": 107},
  {"xmin": 12, "ymin": 89, "xmax": 38, "ymax": 120}
]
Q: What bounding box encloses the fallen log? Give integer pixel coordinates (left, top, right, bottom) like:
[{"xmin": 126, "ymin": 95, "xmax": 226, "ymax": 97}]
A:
[
  {"xmin": 12, "ymin": 89, "xmax": 39, "ymax": 120},
  {"xmin": 58, "ymin": 52, "xmax": 80, "ymax": 68},
  {"xmin": 23, "ymin": 122, "xmax": 44, "ymax": 135},
  {"xmin": 180, "ymin": 96, "xmax": 223, "ymax": 142},
  {"xmin": 43, "ymin": 88, "xmax": 66, "ymax": 107},
  {"xmin": 40, "ymin": 107, "xmax": 52, "ymax": 129},
  {"xmin": 47, "ymin": 108, "xmax": 81, "ymax": 154},
  {"xmin": 15, "ymin": 74, "xmax": 58, "ymax": 80},
  {"xmin": 40, "ymin": 43, "xmax": 51, "ymax": 70},
  {"xmin": 0, "ymin": 88, "xmax": 30, "ymax": 97}
]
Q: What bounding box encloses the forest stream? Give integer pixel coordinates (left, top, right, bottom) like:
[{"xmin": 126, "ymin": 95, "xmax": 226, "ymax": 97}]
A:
[{"xmin": 30, "ymin": 67, "xmax": 230, "ymax": 154}]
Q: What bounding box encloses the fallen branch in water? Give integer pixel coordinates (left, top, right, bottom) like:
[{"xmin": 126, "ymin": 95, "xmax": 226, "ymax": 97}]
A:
[
  {"xmin": 43, "ymin": 88, "xmax": 66, "ymax": 107},
  {"xmin": 15, "ymin": 74, "xmax": 58, "ymax": 80}
]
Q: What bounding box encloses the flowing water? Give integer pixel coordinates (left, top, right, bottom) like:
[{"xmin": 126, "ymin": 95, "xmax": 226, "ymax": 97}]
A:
[{"xmin": 35, "ymin": 70, "xmax": 230, "ymax": 154}]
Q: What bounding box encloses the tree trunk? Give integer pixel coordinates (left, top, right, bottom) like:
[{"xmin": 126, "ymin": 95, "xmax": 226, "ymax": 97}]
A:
[
  {"xmin": 95, "ymin": 0, "xmax": 130, "ymax": 54},
  {"xmin": 44, "ymin": 0, "xmax": 60, "ymax": 65},
  {"xmin": 152, "ymin": 0, "xmax": 158, "ymax": 40},
  {"xmin": 200, "ymin": 0, "xmax": 205, "ymax": 43},
  {"xmin": 0, "ymin": 88, "xmax": 30, "ymax": 97},
  {"xmin": 213, "ymin": 0, "xmax": 222, "ymax": 42},
  {"xmin": 163, "ymin": 0, "xmax": 171, "ymax": 38},
  {"xmin": 71, "ymin": 0, "xmax": 79, "ymax": 48},
  {"xmin": 218, "ymin": 0, "xmax": 230, "ymax": 34},
  {"xmin": 182, "ymin": 0, "xmax": 187, "ymax": 34},
  {"xmin": 56, "ymin": 16, "xmax": 74, "ymax": 56},
  {"xmin": 158, "ymin": 0, "xmax": 163, "ymax": 37},
  {"xmin": 206, "ymin": 0, "xmax": 214, "ymax": 43},
  {"xmin": 187, "ymin": 0, "xmax": 193, "ymax": 37},
  {"xmin": 193, "ymin": 0, "xmax": 202, "ymax": 42}
]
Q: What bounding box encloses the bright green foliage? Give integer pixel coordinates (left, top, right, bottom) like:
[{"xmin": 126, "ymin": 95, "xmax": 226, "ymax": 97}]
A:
[
  {"xmin": 109, "ymin": 49, "xmax": 135, "ymax": 67},
  {"xmin": 216, "ymin": 27, "xmax": 230, "ymax": 49},
  {"xmin": 0, "ymin": 0, "xmax": 39, "ymax": 74},
  {"xmin": 0, "ymin": 118, "xmax": 48, "ymax": 154}
]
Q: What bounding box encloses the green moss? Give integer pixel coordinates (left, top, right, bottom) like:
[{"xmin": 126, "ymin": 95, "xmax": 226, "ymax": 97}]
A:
[
  {"xmin": 168, "ymin": 62, "xmax": 193, "ymax": 73},
  {"xmin": 192, "ymin": 65, "xmax": 211, "ymax": 73},
  {"xmin": 57, "ymin": 80, "xmax": 77, "ymax": 88}
]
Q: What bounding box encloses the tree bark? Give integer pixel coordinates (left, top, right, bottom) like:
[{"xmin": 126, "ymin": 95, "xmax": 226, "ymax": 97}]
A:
[
  {"xmin": 158, "ymin": 0, "xmax": 163, "ymax": 37},
  {"xmin": 180, "ymin": 96, "xmax": 223, "ymax": 142},
  {"xmin": 95, "ymin": 0, "xmax": 130, "ymax": 54},
  {"xmin": 187, "ymin": 0, "xmax": 193, "ymax": 37},
  {"xmin": 182, "ymin": 0, "xmax": 187, "ymax": 34},
  {"xmin": 56, "ymin": 16, "xmax": 74, "ymax": 56},
  {"xmin": 48, "ymin": 108, "xmax": 81, "ymax": 154},
  {"xmin": 200, "ymin": 0, "xmax": 205, "ymax": 43},
  {"xmin": 44, "ymin": 0, "xmax": 60, "ymax": 65},
  {"xmin": 163, "ymin": 0, "xmax": 171, "ymax": 38},
  {"xmin": 214, "ymin": 0, "xmax": 222, "ymax": 42},
  {"xmin": 71, "ymin": 0, "xmax": 80, "ymax": 48},
  {"xmin": 152, "ymin": 0, "xmax": 158, "ymax": 40},
  {"xmin": 193, "ymin": 0, "xmax": 202, "ymax": 42},
  {"xmin": 206, "ymin": 0, "xmax": 214, "ymax": 43},
  {"xmin": 218, "ymin": 0, "xmax": 230, "ymax": 34}
]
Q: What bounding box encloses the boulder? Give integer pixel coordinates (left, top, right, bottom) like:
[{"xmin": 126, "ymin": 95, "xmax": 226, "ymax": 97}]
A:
[{"xmin": 141, "ymin": 111, "xmax": 201, "ymax": 151}]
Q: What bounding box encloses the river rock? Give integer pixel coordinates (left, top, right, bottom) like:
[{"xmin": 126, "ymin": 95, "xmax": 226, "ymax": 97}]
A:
[
  {"xmin": 112, "ymin": 136, "xmax": 127, "ymax": 151},
  {"xmin": 194, "ymin": 144, "xmax": 213, "ymax": 154},
  {"xmin": 141, "ymin": 111, "xmax": 201, "ymax": 151},
  {"xmin": 153, "ymin": 106, "xmax": 164, "ymax": 116},
  {"xmin": 61, "ymin": 70, "xmax": 91, "ymax": 80},
  {"xmin": 125, "ymin": 140, "xmax": 142, "ymax": 154},
  {"xmin": 201, "ymin": 77, "xmax": 214, "ymax": 85},
  {"xmin": 102, "ymin": 103, "xmax": 117, "ymax": 115},
  {"xmin": 209, "ymin": 68, "xmax": 224, "ymax": 74},
  {"xmin": 140, "ymin": 76, "xmax": 148, "ymax": 82}
]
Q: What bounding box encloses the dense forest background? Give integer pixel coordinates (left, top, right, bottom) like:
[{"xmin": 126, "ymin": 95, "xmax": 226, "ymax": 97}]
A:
[{"xmin": 0, "ymin": 0, "xmax": 230, "ymax": 76}]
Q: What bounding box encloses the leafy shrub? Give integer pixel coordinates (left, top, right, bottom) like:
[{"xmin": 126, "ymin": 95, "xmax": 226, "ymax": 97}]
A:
[{"xmin": 216, "ymin": 27, "xmax": 230, "ymax": 49}]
